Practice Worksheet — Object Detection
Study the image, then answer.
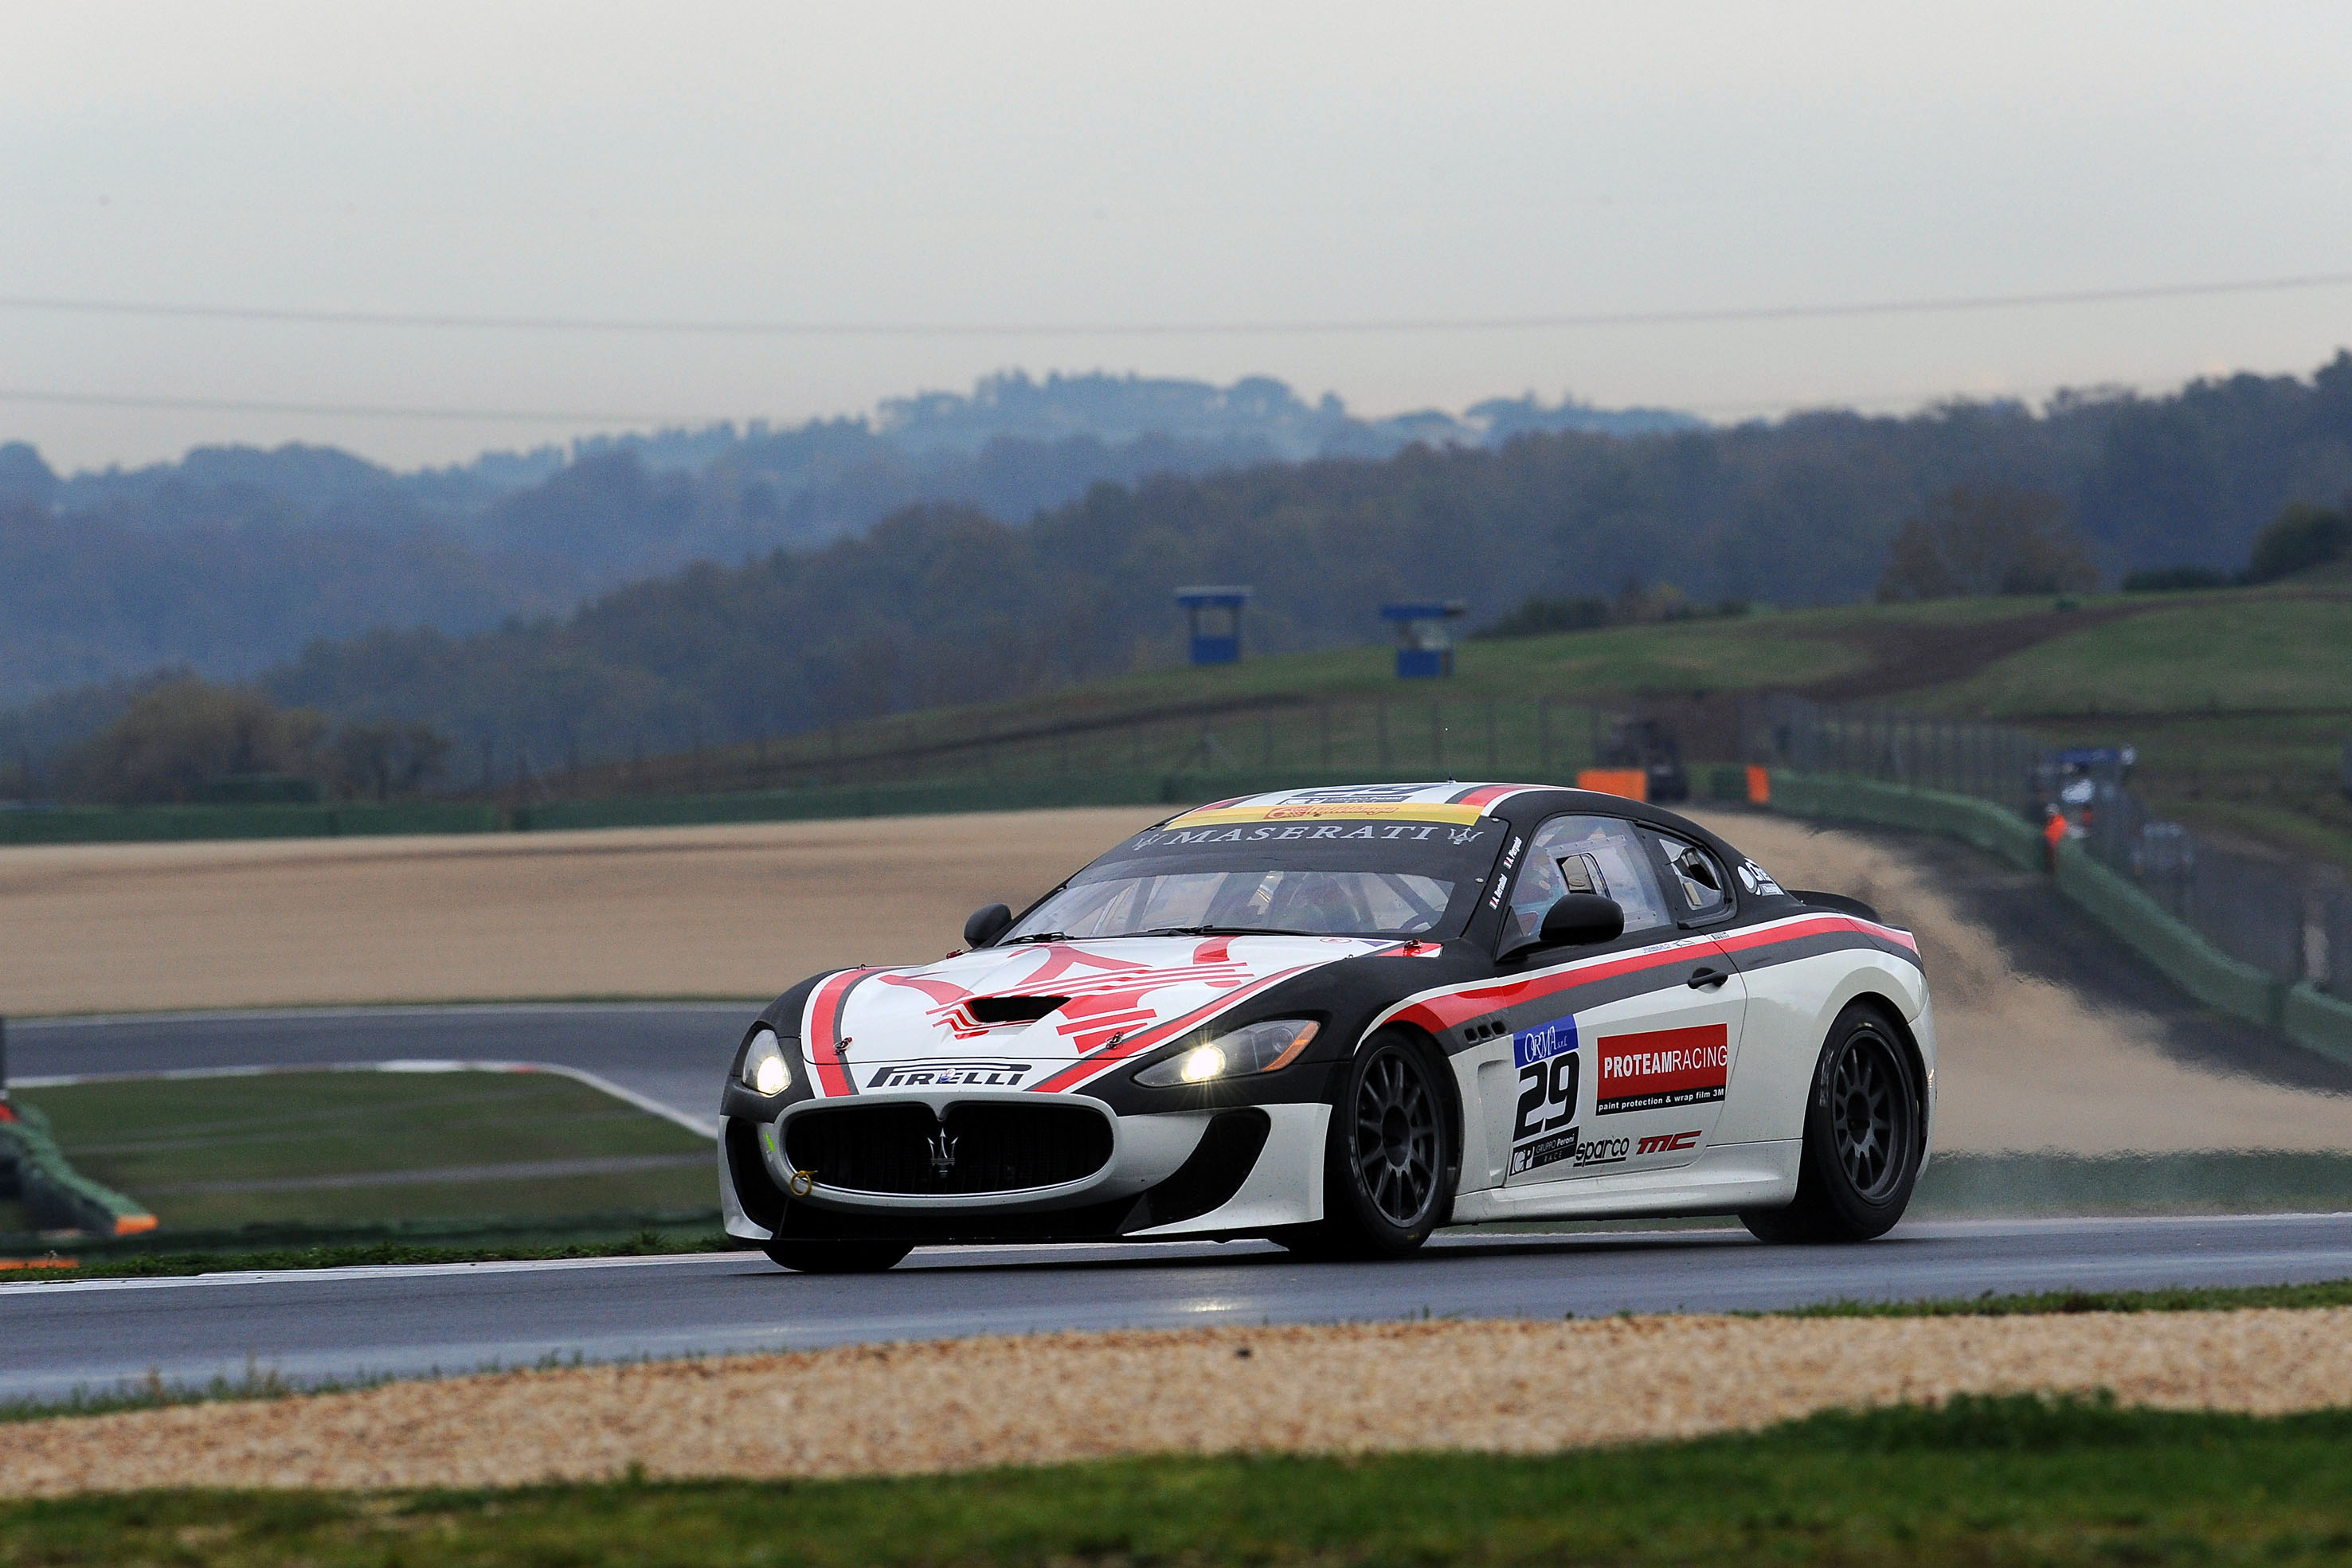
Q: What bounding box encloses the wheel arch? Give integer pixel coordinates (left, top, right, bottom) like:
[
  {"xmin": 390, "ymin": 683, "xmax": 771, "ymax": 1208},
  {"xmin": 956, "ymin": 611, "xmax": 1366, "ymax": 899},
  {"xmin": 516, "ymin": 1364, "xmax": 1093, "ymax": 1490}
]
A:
[{"xmin": 1841, "ymin": 990, "xmax": 1931, "ymax": 1140}]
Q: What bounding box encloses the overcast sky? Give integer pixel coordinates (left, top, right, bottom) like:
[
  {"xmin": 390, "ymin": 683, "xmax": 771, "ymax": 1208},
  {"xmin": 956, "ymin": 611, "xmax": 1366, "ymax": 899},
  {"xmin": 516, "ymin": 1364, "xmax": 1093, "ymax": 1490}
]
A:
[{"xmin": 8, "ymin": 1, "xmax": 2352, "ymax": 471}]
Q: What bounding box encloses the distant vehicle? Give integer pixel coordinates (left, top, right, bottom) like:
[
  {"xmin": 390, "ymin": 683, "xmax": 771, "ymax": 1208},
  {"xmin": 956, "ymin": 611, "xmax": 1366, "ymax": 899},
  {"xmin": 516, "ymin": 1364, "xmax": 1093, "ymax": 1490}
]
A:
[
  {"xmin": 718, "ymin": 782, "xmax": 1936, "ymax": 1271},
  {"xmin": 1599, "ymin": 717, "xmax": 1689, "ymax": 803},
  {"xmin": 2035, "ymin": 745, "xmax": 2137, "ymax": 837}
]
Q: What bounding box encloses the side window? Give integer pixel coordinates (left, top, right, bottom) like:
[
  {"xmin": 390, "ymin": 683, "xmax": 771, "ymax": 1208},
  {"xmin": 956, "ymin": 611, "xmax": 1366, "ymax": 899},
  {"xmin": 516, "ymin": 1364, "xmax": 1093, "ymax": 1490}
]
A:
[
  {"xmin": 1504, "ymin": 815, "xmax": 1674, "ymax": 946},
  {"xmin": 1651, "ymin": 834, "xmax": 1732, "ymax": 921}
]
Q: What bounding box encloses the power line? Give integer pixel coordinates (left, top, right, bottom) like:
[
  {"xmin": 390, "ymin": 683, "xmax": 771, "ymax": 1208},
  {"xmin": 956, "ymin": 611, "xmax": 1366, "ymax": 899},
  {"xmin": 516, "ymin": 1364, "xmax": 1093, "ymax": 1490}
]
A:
[
  {"xmin": 0, "ymin": 375, "xmax": 2162, "ymax": 429},
  {"xmin": 4, "ymin": 271, "xmax": 2351, "ymax": 338},
  {"xmin": 0, "ymin": 388, "xmax": 683, "ymax": 425}
]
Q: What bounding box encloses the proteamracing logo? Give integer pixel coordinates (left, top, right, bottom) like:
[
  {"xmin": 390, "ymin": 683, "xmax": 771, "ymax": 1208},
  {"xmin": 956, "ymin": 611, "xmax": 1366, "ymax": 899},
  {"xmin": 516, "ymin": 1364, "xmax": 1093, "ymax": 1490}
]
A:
[
  {"xmin": 1595, "ymin": 1024, "xmax": 1729, "ymax": 1115},
  {"xmin": 866, "ymin": 1060, "xmax": 1031, "ymax": 1089}
]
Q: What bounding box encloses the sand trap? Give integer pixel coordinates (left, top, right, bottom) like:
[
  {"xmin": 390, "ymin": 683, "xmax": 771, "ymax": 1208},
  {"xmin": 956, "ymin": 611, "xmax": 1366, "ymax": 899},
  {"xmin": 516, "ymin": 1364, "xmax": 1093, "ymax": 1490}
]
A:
[
  {"xmin": 6, "ymin": 1311, "xmax": 2350, "ymax": 1496},
  {"xmin": 3, "ymin": 804, "xmax": 2346, "ymax": 1155},
  {"xmin": 0, "ymin": 808, "xmax": 1163, "ymax": 1017}
]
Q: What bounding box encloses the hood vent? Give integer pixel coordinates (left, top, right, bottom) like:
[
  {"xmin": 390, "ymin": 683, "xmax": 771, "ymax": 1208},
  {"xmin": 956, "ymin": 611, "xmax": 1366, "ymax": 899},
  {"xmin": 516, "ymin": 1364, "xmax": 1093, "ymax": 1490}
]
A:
[{"xmin": 965, "ymin": 994, "xmax": 1070, "ymax": 1026}]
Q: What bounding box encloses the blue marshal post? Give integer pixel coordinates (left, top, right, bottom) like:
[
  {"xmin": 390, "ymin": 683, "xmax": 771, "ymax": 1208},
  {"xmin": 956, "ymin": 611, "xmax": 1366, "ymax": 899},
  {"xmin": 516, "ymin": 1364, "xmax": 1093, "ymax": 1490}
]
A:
[
  {"xmin": 1380, "ymin": 600, "xmax": 1468, "ymax": 679},
  {"xmin": 1175, "ymin": 586, "xmax": 1252, "ymax": 667}
]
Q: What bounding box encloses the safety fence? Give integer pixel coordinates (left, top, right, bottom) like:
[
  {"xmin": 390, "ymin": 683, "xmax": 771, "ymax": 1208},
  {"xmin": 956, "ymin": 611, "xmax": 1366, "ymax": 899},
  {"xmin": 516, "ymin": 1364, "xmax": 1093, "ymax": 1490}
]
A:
[
  {"xmin": 560, "ymin": 695, "xmax": 1628, "ymax": 802},
  {"xmin": 1, "ymin": 698, "xmax": 1642, "ymax": 846},
  {"xmin": 1748, "ymin": 695, "xmax": 2348, "ymax": 1003}
]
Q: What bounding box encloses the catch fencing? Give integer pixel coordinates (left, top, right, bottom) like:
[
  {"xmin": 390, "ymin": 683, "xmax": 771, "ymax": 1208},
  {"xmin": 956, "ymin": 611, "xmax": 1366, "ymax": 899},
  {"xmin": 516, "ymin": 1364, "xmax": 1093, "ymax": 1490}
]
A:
[
  {"xmin": 1747, "ymin": 694, "xmax": 2348, "ymax": 999},
  {"xmin": 558, "ymin": 696, "xmax": 1641, "ymax": 803}
]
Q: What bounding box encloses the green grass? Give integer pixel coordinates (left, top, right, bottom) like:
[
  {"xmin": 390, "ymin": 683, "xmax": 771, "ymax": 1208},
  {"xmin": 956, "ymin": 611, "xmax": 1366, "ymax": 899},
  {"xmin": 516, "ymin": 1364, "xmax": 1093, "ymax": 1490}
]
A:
[
  {"xmin": 14, "ymin": 1071, "xmax": 716, "ymax": 1231},
  {"xmin": 1794, "ymin": 1279, "xmax": 2352, "ymax": 1316},
  {"xmin": 1920, "ymin": 593, "xmax": 2352, "ymax": 718},
  {"xmin": 577, "ymin": 601, "xmax": 2023, "ymax": 799},
  {"xmin": 5, "ymin": 1398, "xmax": 2352, "ymax": 1565}
]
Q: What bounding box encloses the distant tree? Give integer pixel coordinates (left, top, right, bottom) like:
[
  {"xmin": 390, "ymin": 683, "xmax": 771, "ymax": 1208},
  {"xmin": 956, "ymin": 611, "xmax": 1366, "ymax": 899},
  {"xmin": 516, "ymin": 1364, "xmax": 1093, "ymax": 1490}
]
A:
[
  {"xmin": 1876, "ymin": 487, "xmax": 2099, "ymax": 601},
  {"xmin": 0, "ymin": 442, "xmax": 56, "ymax": 510},
  {"xmin": 331, "ymin": 721, "xmax": 452, "ymax": 800},
  {"xmin": 1473, "ymin": 595, "xmax": 1610, "ymax": 639},
  {"xmin": 55, "ymin": 677, "xmax": 326, "ymax": 804},
  {"xmin": 2122, "ymin": 565, "xmax": 2232, "ymax": 592},
  {"xmin": 2244, "ymin": 500, "xmax": 2350, "ymax": 584}
]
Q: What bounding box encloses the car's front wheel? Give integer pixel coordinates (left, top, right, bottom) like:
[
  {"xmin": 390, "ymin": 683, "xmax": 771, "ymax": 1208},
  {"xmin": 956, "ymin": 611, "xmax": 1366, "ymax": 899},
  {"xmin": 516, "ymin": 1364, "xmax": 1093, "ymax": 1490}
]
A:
[
  {"xmin": 1740, "ymin": 1000, "xmax": 1924, "ymax": 1244},
  {"xmin": 761, "ymin": 1239, "xmax": 913, "ymax": 1273},
  {"xmin": 1277, "ymin": 1030, "xmax": 1455, "ymax": 1259}
]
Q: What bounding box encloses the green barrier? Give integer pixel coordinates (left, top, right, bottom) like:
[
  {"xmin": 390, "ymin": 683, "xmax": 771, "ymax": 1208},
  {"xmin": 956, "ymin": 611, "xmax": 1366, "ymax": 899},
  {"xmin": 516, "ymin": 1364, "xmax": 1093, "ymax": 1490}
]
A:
[
  {"xmin": 2053, "ymin": 842, "xmax": 2289, "ymax": 1030},
  {"xmin": 0, "ymin": 800, "xmax": 501, "ymax": 845},
  {"xmin": 0, "ymin": 1105, "xmax": 155, "ymax": 1238},
  {"xmin": 1762, "ymin": 768, "xmax": 2302, "ymax": 1041},
  {"xmin": 1766, "ymin": 771, "xmax": 2045, "ymax": 873},
  {"xmin": 2285, "ymin": 983, "xmax": 2352, "ymax": 1067}
]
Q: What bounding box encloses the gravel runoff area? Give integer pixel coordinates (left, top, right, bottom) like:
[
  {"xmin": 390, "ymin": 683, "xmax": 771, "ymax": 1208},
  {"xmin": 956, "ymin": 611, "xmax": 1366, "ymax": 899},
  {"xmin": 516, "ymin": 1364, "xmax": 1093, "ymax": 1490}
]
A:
[{"xmin": 7, "ymin": 1311, "xmax": 2352, "ymax": 1496}]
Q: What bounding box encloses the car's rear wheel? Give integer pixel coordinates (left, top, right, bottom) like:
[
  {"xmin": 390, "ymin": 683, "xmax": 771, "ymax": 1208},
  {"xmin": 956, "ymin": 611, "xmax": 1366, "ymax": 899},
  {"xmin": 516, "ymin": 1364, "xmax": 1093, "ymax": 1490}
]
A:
[
  {"xmin": 761, "ymin": 1239, "xmax": 913, "ymax": 1273},
  {"xmin": 1740, "ymin": 1001, "xmax": 1923, "ymax": 1244},
  {"xmin": 1276, "ymin": 1030, "xmax": 1454, "ymax": 1259}
]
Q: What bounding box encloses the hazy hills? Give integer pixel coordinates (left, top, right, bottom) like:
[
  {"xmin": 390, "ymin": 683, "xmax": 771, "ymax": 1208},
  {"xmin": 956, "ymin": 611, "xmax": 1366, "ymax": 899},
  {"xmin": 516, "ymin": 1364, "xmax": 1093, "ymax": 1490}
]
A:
[
  {"xmin": 0, "ymin": 373, "xmax": 1699, "ymax": 707},
  {"xmin": 8, "ymin": 355, "xmax": 2352, "ymax": 776}
]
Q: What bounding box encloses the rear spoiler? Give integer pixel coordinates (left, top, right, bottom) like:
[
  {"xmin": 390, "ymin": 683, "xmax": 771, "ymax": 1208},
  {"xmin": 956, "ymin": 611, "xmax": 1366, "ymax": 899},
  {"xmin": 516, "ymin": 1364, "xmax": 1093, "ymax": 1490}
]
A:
[{"xmin": 1789, "ymin": 889, "xmax": 1883, "ymax": 924}]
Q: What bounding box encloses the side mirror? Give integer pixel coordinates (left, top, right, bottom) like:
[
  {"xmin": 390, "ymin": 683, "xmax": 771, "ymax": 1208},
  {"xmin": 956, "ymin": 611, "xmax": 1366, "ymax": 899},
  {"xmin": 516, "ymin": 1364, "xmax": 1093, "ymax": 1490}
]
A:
[
  {"xmin": 963, "ymin": 903, "xmax": 1012, "ymax": 948},
  {"xmin": 1501, "ymin": 893, "xmax": 1624, "ymax": 963}
]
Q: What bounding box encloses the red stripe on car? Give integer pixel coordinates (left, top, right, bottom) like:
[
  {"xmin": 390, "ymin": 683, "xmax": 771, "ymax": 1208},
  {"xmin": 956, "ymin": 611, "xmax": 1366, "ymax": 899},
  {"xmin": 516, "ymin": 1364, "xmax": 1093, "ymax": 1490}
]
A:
[{"xmin": 802, "ymin": 968, "xmax": 876, "ymax": 1097}]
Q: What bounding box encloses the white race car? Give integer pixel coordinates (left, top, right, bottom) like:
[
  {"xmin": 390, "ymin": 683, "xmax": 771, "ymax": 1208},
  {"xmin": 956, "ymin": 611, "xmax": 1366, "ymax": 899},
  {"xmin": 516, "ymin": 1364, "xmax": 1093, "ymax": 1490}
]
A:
[{"xmin": 719, "ymin": 783, "xmax": 1934, "ymax": 1270}]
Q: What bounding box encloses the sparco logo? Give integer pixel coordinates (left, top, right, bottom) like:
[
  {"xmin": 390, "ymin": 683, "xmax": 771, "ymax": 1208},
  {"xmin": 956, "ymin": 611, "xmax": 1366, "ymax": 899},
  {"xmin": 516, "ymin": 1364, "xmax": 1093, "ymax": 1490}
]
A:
[
  {"xmin": 1635, "ymin": 1129, "xmax": 1702, "ymax": 1155},
  {"xmin": 866, "ymin": 1060, "xmax": 1031, "ymax": 1089}
]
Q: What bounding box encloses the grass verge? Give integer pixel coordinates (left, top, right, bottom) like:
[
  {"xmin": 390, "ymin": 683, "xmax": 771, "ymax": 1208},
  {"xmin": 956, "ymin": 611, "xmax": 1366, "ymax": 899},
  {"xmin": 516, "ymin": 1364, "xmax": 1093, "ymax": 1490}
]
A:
[
  {"xmin": 11, "ymin": 1070, "xmax": 715, "ymax": 1231},
  {"xmin": 3, "ymin": 1397, "xmax": 2350, "ymax": 1566},
  {"xmin": 1790, "ymin": 1278, "xmax": 2352, "ymax": 1317}
]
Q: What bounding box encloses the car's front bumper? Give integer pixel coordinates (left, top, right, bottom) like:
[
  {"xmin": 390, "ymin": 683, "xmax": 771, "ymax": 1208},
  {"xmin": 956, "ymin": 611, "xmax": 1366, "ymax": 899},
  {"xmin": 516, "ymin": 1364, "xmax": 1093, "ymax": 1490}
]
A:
[{"xmin": 718, "ymin": 1094, "xmax": 1329, "ymax": 1246}]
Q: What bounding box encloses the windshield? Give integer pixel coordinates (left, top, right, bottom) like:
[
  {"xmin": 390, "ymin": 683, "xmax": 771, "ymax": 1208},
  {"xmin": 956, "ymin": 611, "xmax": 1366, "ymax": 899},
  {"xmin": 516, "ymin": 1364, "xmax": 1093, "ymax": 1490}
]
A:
[{"xmin": 1002, "ymin": 815, "xmax": 1510, "ymax": 942}]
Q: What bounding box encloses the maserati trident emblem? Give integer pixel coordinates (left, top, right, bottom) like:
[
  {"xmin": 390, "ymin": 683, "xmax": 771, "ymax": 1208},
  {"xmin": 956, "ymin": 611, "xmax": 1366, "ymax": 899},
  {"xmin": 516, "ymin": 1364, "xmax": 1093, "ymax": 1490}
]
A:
[{"xmin": 927, "ymin": 1128, "xmax": 958, "ymax": 1176}]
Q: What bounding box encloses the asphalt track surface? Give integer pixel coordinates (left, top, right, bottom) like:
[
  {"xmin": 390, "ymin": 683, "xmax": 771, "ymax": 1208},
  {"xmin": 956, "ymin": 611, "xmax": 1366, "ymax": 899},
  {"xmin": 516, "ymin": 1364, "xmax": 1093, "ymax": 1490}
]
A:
[{"xmin": 5, "ymin": 1214, "xmax": 2351, "ymax": 1402}]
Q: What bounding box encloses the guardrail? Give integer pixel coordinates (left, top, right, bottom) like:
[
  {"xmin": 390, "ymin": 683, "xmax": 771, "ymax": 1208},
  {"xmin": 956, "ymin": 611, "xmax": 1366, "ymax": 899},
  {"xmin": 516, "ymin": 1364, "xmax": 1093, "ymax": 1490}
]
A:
[
  {"xmin": 1763, "ymin": 769, "xmax": 2352, "ymax": 1069},
  {"xmin": 1750, "ymin": 695, "xmax": 2349, "ymax": 1004}
]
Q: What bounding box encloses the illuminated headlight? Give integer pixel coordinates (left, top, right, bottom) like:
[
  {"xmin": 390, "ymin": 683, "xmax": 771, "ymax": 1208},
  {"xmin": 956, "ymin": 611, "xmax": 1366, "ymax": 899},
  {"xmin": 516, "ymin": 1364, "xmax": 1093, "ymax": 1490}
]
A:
[
  {"xmin": 1134, "ymin": 1019, "xmax": 1319, "ymax": 1087},
  {"xmin": 739, "ymin": 1029, "xmax": 792, "ymax": 1097}
]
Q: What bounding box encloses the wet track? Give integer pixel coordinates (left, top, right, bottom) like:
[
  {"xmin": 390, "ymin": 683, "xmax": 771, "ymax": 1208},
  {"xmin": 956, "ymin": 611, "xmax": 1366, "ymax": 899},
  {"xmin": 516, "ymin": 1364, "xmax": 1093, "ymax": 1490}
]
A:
[{"xmin": 6, "ymin": 1214, "xmax": 2352, "ymax": 1402}]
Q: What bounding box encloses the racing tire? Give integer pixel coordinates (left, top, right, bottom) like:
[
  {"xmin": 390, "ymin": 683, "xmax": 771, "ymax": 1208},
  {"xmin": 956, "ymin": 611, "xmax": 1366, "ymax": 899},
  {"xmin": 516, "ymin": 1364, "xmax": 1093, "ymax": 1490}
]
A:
[
  {"xmin": 761, "ymin": 1239, "xmax": 914, "ymax": 1273},
  {"xmin": 1275, "ymin": 1030, "xmax": 1455, "ymax": 1260},
  {"xmin": 1740, "ymin": 1001, "xmax": 1924, "ymax": 1245}
]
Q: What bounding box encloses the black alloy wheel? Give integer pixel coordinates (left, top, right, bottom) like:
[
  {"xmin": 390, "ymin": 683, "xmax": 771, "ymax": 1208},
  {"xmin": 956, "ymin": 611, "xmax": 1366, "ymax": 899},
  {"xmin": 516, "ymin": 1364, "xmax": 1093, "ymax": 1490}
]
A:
[
  {"xmin": 1354, "ymin": 1044, "xmax": 1442, "ymax": 1229},
  {"xmin": 1276, "ymin": 1031, "xmax": 1455, "ymax": 1259},
  {"xmin": 1740, "ymin": 1002, "xmax": 1923, "ymax": 1245},
  {"xmin": 1828, "ymin": 1026, "xmax": 1908, "ymax": 1202}
]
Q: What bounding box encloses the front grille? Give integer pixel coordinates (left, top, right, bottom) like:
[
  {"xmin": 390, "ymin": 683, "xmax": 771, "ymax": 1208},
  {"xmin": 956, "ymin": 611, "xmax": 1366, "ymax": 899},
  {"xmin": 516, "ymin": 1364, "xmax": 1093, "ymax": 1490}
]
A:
[{"xmin": 785, "ymin": 1101, "xmax": 1114, "ymax": 1195}]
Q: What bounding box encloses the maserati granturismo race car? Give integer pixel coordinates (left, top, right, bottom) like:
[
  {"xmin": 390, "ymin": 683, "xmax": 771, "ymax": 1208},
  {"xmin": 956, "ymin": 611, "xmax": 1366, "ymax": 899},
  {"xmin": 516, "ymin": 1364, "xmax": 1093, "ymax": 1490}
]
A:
[{"xmin": 719, "ymin": 782, "xmax": 1934, "ymax": 1272}]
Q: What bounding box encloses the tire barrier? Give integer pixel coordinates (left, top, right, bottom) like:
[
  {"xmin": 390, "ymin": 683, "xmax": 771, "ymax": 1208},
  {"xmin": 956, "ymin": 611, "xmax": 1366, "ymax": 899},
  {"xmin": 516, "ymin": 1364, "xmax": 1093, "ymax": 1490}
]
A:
[{"xmin": 0, "ymin": 1102, "xmax": 155, "ymax": 1238}]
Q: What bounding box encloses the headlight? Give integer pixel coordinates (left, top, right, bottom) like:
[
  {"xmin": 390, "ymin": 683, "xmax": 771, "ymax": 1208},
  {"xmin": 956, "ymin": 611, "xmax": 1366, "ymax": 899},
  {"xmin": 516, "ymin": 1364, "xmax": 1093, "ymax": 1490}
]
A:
[
  {"xmin": 739, "ymin": 1029, "xmax": 792, "ymax": 1097},
  {"xmin": 1133, "ymin": 1019, "xmax": 1319, "ymax": 1087}
]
